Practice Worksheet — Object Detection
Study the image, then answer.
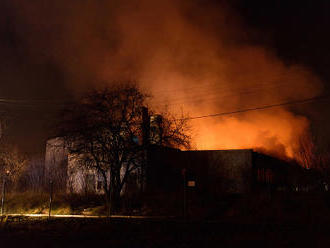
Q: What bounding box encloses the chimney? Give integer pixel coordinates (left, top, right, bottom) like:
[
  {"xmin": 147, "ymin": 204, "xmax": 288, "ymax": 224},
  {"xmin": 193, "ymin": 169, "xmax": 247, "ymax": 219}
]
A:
[{"xmin": 150, "ymin": 115, "xmax": 163, "ymax": 145}]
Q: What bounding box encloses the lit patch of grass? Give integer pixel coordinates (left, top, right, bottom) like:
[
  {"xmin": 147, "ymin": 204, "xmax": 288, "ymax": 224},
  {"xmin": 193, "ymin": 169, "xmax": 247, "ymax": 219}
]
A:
[
  {"xmin": 3, "ymin": 191, "xmax": 106, "ymax": 216},
  {"xmin": 82, "ymin": 206, "xmax": 107, "ymax": 216},
  {"xmin": 51, "ymin": 206, "xmax": 72, "ymax": 215},
  {"xmin": 5, "ymin": 191, "xmax": 49, "ymax": 214}
]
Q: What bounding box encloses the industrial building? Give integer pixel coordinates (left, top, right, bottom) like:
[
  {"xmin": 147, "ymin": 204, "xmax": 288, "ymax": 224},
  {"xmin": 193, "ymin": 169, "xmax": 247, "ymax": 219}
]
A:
[
  {"xmin": 145, "ymin": 145, "xmax": 308, "ymax": 196},
  {"xmin": 45, "ymin": 108, "xmax": 313, "ymax": 198},
  {"xmin": 45, "ymin": 135, "xmax": 309, "ymax": 196}
]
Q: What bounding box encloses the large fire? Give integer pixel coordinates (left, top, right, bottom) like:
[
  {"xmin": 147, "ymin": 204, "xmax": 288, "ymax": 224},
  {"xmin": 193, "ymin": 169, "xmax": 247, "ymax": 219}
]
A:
[
  {"xmin": 191, "ymin": 109, "xmax": 309, "ymax": 159},
  {"xmin": 11, "ymin": 0, "xmax": 323, "ymax": 161}
]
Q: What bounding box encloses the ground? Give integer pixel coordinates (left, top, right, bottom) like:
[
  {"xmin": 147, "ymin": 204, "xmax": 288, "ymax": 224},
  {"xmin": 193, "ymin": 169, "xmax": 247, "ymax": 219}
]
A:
[
  {"xmin": 1, "ymin": 216, "xmax": 330, "ymax": 248},
  {"xmin": 2, "ymin": 191, "xmax": 330, "ymax": 247}
]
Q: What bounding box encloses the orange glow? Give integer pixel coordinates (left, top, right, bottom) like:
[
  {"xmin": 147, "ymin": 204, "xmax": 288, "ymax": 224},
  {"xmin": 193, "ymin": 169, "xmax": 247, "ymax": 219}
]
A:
[
  {"xmin": 111, "ymin": 0, "xmax": 322, "ymax": 161},
  {"xmin": 191, "ymin": 109, "xmax": 309, "ymax": 159},
  {"xmin": 13, "ymin": 0, "xmax": 323, "ymax": 162}
]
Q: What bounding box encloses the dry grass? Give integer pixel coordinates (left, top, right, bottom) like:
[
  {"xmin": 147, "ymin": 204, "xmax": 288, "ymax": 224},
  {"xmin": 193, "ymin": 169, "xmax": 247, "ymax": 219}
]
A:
[
  {"xmin": 4, "ymin": 191, "xmax": 49, "ymax": 214},
  {"xmin": 3, "ymin": 191, "xmax": 106, "ymax": 215}
]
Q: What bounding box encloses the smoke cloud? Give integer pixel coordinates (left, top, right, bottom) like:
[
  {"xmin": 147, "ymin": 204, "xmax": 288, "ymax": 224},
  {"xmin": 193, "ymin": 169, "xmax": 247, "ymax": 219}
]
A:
[{"xmin": 4, "ymin": 0, "xmax": 323, "ymax": 159}]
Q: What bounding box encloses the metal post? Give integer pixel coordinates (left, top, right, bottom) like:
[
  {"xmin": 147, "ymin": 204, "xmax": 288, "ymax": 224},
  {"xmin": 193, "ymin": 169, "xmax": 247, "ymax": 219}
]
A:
[
  {"xmin": 1, "ymin": 178, "xmax": 6, "ymax": 216},
  {"xmin": 108, "ymin": 186, "xmax": 112, "ymax": 218},
  {"xmin": 48, "ymin": 180, "xmax": 53, "ymax": 218},
  {"xmin": 182, "ymin": 168, "xmax": 187, "ymax": 219}
]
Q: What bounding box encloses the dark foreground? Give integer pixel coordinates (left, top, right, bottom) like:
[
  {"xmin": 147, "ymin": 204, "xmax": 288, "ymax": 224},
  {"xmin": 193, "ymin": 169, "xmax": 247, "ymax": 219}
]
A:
[{"xmin": 1, "ymin": 216, "xmax": 330, "ymax": 248}]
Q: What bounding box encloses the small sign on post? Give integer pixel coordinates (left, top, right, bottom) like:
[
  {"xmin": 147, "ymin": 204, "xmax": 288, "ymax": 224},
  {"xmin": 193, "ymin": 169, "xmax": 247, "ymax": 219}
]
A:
[{"xmin": 187, "ymin": 181, "xmax": 196, "ymax": 187}]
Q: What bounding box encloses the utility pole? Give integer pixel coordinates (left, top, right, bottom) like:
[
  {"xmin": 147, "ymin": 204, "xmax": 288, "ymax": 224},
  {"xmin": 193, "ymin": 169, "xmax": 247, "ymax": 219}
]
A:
[
  {"xmin": 1, "ymin": 177, "xmax": 6, "ymax": 216},
  {"xmin": 48, "ymin": 180, "xmax": 53, "ymax": 219},
  {"xmin": 108, "ymin": 184, "xmax": 112, "ymax": 218},
  {"xmin": 1, "ymin": 170, "xmax": 9, "ymax": 216},
  {"xmin": 141, "ymin": 107, "xmax": 150, "ymax": 194},
  {"xmin": 139, "ymin": 106, "xmax": 150, "ymax": 214},
  {"xmin": 182, "ymin": 168, "xmax": 187, "ymax": 219}
]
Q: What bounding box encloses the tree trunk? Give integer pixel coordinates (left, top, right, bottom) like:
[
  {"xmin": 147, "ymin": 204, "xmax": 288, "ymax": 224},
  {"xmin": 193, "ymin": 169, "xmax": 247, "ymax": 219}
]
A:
[
  {"xmin": 105, "ymin": 190, "xmax": 111, "ymax": 217},
  {"xmin": 110, "ymin": 186, "xmax": 121, "ymax": 213}
]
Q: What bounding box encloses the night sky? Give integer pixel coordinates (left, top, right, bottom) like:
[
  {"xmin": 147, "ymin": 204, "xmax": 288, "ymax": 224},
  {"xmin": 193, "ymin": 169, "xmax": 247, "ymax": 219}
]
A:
[
  {"xmin": 234, "ymin": 0, "xmax": 330, "ymax": 148},
  {"xmin": 235, "ymin": 1, "xmax": 330, "ymax": 83},
  {"xmin": 1, "ymin": 0, "xmax": 330, "ymax": 156}
]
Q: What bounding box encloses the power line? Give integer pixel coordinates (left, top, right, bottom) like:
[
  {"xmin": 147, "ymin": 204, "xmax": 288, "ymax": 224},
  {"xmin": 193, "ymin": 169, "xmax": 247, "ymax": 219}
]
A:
[
  {"xmin": 182, "ymin": 95, "xmax": 330, "ymax": 120},
  {"xmin": 152, "ymin": 84, "xmax": 284, "ymax": 107},
  {"xmin": 1, "ymin": 94, "xmax": 328, "ymax": 121},
  {"xmin": 150, "ymin": 71, "xmax": 293, "ymax": 96},
  {"xmin": 0, "ymin": 98, "xmax": 71, "ymax": 106},
  {"xmin": 149, "ymin": 76, "xmax": 307, "ymax": 107},
  {"xmin": 152, "ymin": 80, "xmax": 289, "ymax": 103}
]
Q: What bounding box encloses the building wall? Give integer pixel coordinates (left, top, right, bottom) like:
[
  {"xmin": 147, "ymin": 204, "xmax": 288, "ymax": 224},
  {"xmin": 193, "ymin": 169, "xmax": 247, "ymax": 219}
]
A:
[
  {"xmin": 45, "ymin": 137, "xmax": 140, "ymax": 195},
  {"xmin": 146, "ymin": 147, "xmax": 253, "ymax": 195},
  {"xmin": 194, "ymin": 149, "xmax": 253, "ymax": 194},
  {"xmin": 66, "ymin": 154, "xmax": 109, "ymax": 194},
  {"xmin": 45, "ymin": 138, "xmax": 107, "ymax": 194}
]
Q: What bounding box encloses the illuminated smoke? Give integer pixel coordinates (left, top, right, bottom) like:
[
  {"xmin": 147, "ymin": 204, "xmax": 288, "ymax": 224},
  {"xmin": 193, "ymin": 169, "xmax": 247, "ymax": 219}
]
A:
[{"xmin": 8, "ymin": 0, "xmax": 323, "ymax": 159}]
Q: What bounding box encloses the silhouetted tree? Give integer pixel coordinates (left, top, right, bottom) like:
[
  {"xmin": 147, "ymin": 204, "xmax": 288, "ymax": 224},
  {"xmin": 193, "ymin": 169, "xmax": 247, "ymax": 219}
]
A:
[
  {"xmin": 58, "ymin": 84, "xmax": 190, "ymax": 212},
  {"xmin": 297, "ymin": 133, "xmax": 330, "ymax": 170},
  {"xmin": 297, "ymin": 133, "xmax": 330, "ymax": 189},
  {"xmin": 297, "ymin": 134, "xmax": 316, "ymax": 169}
]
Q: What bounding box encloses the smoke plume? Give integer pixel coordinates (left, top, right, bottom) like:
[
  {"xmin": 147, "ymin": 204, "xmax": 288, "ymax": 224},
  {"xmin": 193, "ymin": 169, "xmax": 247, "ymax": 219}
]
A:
[{"xmin": 5, "ymin": 0, "xmax": 323, "ymax": 159}]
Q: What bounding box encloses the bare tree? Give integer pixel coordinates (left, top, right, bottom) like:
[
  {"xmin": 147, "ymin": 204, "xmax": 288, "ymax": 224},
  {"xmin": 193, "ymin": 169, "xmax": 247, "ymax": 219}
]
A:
[
  {"xmin": 21, "ymin": 157, "xmax": 45, "ymax": 192},
  {"xmin": 297, "ymin": 133, "xmax": 330, "ymax": 170},
  {"xmin": 0, "ymin": 143, "xmax": 27, "ymax": 190},
  {"xmin": 297, "ymin": 134, "xmax": 316, "ymax": 169},
  {"xmin": 58, "ymin": 84, "xmax": 190, "ymax": 212},
  {"xmin": 149, "ymin": 109, "xmax": 191, "ymax": 150},
  {"xmin": 296, "ymin": 133, "xmax": 330, "ymax": 191}
]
